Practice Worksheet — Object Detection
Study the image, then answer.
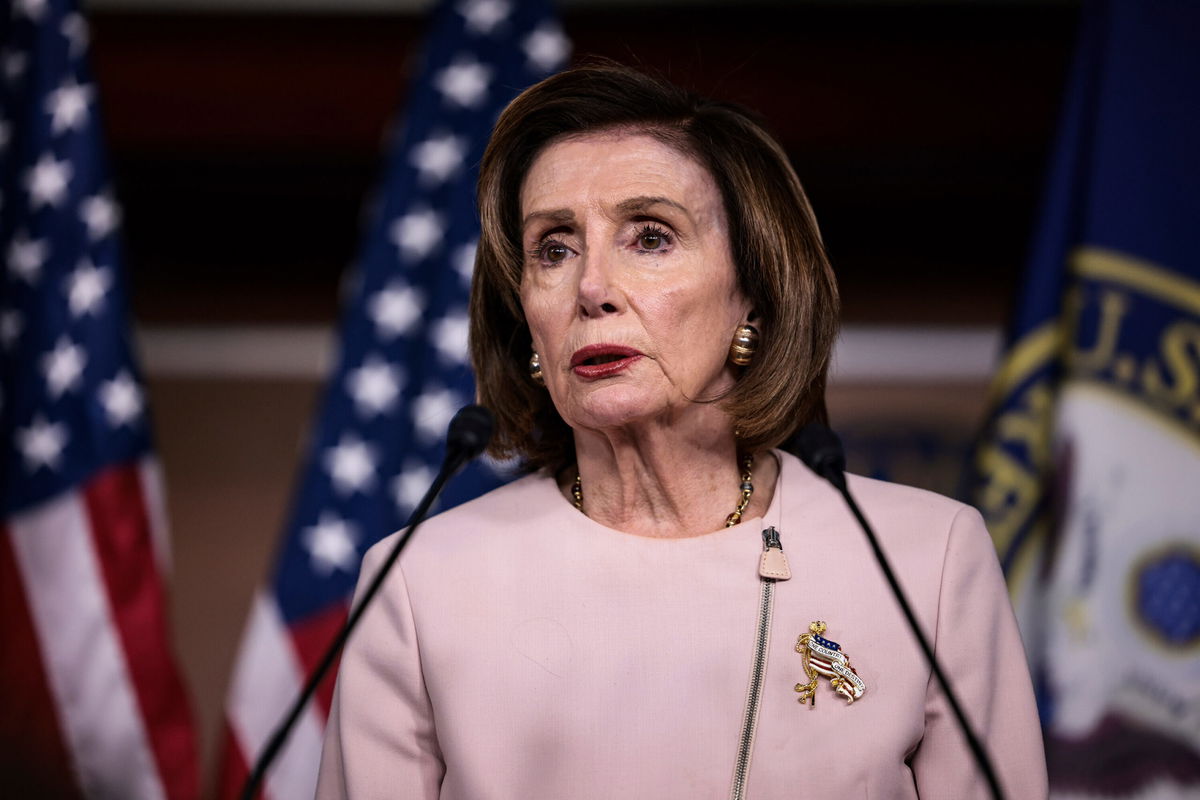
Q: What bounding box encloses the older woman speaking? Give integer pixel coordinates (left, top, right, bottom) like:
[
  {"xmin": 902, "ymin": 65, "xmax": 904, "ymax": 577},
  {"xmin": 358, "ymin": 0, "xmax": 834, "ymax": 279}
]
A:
[{"xmin": 315, "ymin": 64, "xmax": 1047, "ymax": 799}]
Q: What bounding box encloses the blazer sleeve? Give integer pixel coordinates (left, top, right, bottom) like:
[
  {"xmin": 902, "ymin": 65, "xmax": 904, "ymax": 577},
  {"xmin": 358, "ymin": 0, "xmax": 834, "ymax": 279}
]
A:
[
  {"xmin": 910, "ymin": 505, "xmax": 1048, "ymax": 800},
  {"xmin": 315, "ymin": 544, "xmax": 444, "ymax": 799}
]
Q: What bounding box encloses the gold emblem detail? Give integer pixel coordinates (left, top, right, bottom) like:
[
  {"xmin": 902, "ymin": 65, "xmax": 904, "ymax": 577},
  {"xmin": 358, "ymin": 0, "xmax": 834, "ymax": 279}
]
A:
[{"xmin": 794, "ymin": 621, "xmax": 866, "ymax": 706}]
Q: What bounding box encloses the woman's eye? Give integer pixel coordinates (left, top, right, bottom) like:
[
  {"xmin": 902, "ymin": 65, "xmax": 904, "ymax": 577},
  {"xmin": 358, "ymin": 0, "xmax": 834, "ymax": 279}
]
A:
[
  {"xmin": 635, "ymin": 225, "xmax": 671, "ymax": 252},
  {"xmin": 530, "ymin": 237, "xmax": 572, "ymax": 265}
]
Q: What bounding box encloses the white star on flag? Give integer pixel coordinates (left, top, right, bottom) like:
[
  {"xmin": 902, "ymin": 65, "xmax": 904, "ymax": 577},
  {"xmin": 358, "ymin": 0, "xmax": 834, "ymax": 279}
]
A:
[
  {"xmin": 12, "ymin": 0, "xmax": 48, "ymax": 22},
  {"xmin": 99, "ymin": 371, "xmax": 144, "ymax": 428},
  {"xmin": 432, "ymin": 310, "xmax": 471, "ymax": 364},
  {"xmin": 65, "ymin": 259, "xmax": 111, "ymax": 317},
  {"xmin": 45, "ymin": 78, "xmax": 92, "ymax": 134},
  {"xmin": 393, "ymin": 461, "xmax": 437, "ymax": 514},
  {"xmin": 24, "ymin": 152, "xmax": 72, "ymax": 208},
  {"xmin": 459, "ymin": 0, "xmax": 512, "ymax": 35},
  {"xmin": 411, "ymin": 133, "xmax": 467, "ymax": 185},
  {"xmin": 4, "ymin": 0, "xmax": 210, "ymax": 790},
  {"xmin": 61, "ymin": 13, "xmax": 89, "ymax": 58},
  {"xmin": 346, "ymin": 355, "xmax": 404, "ymax": 417},
  {"xmin": 452, "ymin": 241, "xmax": 477, "ymax": 284},
  {"xmin": 368, "ymin": 282, "xmax": 424, "ymax": 339},
  {"xmin": 324, "ymin": 433, "xmax": 378, "ymax": 495},
  {"xmin": 42, "ymin": 337, "xmax": 86, "ymax": 398},
  {"xmin": 80, "ymin": 192, "xmax": 120, "ymax": 240},
  {"xmin": 390, "ymin": 207, "xmax": 445, "ymax": 262},
  {"xmin": 302, "ymin": 512, "xmax": 359, "ymax": 575},
  {"xmin": 0, "ymin": 310, "xmax": 22, "ymax": 349},
  {"xmin": 412, "ymin": 386, "xmax": 464, "ymax": 444},
  {"xmin": 434, "ymin": 58, "xmax": 493, "ymax": 108},
  {"xmin": 17, "ymin": 415, "xmax": 68, "ymax": 472},
  {"xmin": 8, "ymin": 232, "xmax": 48, "ymax": 284},
  {"xmin": 215, "ymin": 1, "xmax": 569, "ymax": 790},
  {"xmin": 3, "ymin": 51, "xmax": 28, "ymax": 84},
  {"xmin": 524, "ymin": 24, "xmax": 571, "ymax": 73}
]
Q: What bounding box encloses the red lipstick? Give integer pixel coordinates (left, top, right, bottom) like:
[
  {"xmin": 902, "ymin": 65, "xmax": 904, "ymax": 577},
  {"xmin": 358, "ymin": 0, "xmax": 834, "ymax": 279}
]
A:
[{"xmin": 569, "ymin": 344, "xmax": 643, "ymax": 379}]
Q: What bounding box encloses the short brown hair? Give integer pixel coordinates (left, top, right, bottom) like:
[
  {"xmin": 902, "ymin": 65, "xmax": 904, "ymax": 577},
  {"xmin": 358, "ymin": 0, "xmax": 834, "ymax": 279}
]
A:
[{"xmin": 470, "ymin": 62, "xmax": 839, "ymax": 474}]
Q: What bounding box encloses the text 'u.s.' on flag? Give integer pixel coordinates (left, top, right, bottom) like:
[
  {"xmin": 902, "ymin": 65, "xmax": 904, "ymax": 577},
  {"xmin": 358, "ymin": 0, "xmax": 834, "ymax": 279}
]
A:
[{"xmin": 970, "ymin": 1, "xmax": 1200, "ymax": 796}]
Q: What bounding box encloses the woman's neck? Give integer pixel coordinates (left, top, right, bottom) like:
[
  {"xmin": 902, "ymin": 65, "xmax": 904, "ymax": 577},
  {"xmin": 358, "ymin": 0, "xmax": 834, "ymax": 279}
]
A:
[{"xmin": 568, "ymin": 422, "xmax": 778, "ymax": 539}]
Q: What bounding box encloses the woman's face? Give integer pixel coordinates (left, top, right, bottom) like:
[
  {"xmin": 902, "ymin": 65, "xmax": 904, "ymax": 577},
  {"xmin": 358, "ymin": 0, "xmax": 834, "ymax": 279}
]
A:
[{"xmin": 519, "ymin": 132, "xmax": 750, "ymax": 435}]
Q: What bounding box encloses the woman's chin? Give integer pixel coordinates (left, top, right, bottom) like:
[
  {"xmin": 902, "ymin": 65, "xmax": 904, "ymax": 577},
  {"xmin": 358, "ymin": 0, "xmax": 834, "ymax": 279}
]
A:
[{"xmin": 561, "ymin": 385, "xmax": 670, "ymax": 433}]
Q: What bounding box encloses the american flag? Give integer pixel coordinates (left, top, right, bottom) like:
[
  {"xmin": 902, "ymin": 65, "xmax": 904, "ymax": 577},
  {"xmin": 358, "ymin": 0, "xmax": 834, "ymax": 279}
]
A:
[
  {"xmin": 216, "ymin": 1, "xmax": 568, "ymax": 797},
  {"xmin": 0, "ymin": 0, "xmax": 199, "ymax": 798},
  {"xmin": 807, "ymin": 635, "xmax": 843, "ymax": 678}
]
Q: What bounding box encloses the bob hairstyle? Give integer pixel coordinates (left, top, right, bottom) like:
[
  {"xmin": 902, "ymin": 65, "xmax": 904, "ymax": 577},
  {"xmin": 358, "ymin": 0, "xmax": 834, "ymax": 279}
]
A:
[{"xmin": 470, "ymin": 62, "xmax": 840, "ymax": 474}]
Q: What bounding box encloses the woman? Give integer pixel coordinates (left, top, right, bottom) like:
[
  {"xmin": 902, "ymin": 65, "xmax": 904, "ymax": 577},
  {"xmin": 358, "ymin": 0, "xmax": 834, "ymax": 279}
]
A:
[{"xmin": 316, "ymin": 64, "xmax": 1046, "ymax": 799}]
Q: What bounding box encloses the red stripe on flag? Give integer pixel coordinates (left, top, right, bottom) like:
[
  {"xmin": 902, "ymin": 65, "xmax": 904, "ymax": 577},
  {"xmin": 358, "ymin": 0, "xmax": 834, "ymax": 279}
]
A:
[
  {"xmin": 0, "ymin": 528, "xmax": 85, "ymax": 800},
  {"xmin": 288, "ymin": 601, "xmax": 350, "ymax": 718},
  {"xmin": 82, "ymin": 464, "xmax": 199, "ymax": 800},
  {"xmin": 215, "ymin": 723, "xmax": 263, "ymax": 800}
]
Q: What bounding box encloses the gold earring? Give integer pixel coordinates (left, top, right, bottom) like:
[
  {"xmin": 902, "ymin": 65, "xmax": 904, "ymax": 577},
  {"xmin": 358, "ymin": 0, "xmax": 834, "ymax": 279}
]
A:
[
  {"xmin": 729, "ymin": 324, "xmax": 759, "ymax": 366},
  {"xmin": 529, "ymin": 350, "xmax": 545, "ymax": 385}
]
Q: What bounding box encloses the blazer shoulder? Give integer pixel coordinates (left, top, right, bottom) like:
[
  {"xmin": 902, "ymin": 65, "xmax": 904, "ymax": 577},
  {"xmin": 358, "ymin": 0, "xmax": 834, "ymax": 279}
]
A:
[
  {"xmin": 844, "ymin": 471, "xmax": 980, "ymax": 529},
  {"xmin": 423, "ymin": 471, "xmax": 552, "ymax": 529},
  {"xmin": 362, "ymin": 471, "xmax": 557, "ymax": 567},
  {"xmin": 775, "ymin": 447, "xmax": 975, "ymax": 527},
  {"xmin": 833, "ymin": 472, "xmax": 995, "ymax": 570}
]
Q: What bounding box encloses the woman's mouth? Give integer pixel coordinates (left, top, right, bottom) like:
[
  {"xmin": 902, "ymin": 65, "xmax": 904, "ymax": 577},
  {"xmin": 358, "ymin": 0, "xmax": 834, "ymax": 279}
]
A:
[{"xmin": 570, "ymin": 344, "xmax": 643, "ymax": 378}]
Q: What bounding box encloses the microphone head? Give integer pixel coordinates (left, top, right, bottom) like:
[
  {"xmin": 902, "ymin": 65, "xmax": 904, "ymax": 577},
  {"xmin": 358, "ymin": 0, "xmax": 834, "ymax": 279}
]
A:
[
  {"xmin": 794, "ymin": 423, "xmax": 846, "ymax": 485},
  {"xmin": 447, "ymin": 404, "xmax": 494, "ymax": 460}
]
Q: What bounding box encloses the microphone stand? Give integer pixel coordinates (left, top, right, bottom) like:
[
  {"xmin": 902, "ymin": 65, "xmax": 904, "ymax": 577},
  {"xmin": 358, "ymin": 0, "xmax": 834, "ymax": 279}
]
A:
[
  {"xmin": 240, "ymin": 406, "xmax": 492, "ymax": 800},
  {"xmin": 796, "ymin": 424, "xmax": 1005, "ymax": 800}
]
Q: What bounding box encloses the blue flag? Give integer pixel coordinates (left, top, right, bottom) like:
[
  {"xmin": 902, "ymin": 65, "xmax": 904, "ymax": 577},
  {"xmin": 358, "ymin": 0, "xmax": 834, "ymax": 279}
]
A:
[
  {"xmin": 970, "ymin": 0, "xmax": 1200, "ymax": 794},
  {"xmin": 218, "ymin": 2, "xmax": 568, "ymax": 797}
]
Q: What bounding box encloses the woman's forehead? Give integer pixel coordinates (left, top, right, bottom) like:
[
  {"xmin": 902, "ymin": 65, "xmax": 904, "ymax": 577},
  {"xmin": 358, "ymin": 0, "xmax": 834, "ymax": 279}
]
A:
[{"xmin": 519, "ymin": 131, "xmax": 721, "ymax": 222}]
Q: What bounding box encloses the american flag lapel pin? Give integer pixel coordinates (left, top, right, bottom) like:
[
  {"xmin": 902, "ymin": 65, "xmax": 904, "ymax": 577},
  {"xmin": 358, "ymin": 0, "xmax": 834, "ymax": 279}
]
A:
[{"xmin": 794, "ymin": 621, "xmax": 866, "ymax": 706}]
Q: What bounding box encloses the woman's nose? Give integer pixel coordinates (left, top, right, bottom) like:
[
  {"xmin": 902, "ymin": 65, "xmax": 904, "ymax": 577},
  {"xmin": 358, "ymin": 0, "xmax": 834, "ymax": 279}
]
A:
[{"xmin": 576, "ymin": 250, "xmax": 622, "ymax": 318}]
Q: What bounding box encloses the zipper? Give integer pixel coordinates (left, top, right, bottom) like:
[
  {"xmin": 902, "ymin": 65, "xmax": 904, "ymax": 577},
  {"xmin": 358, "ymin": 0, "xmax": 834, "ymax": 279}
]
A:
[
  {"xmin": 763, "ymin": 527, "xmax": 781, "ymax": 550},
  {"xmin": 730, "ymin": 527, "xmax": 786, "ymax": 800}
]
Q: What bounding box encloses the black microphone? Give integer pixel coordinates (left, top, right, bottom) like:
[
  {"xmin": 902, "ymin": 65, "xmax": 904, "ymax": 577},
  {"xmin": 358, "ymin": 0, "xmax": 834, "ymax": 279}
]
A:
[
  {"xmin": 795, "ymin": 423, "xmax": 1005, "ymax": 800},
  {"xmin": 794, "ymin": 422, "xmax": 847, "ymax": 491},
  {"xmin": 446, "ymin": 402, "xmax": 494, "ymax": 461},
  {"xmin": 241, "ymin": 405, "xmax": 495, "ymax": 800}
]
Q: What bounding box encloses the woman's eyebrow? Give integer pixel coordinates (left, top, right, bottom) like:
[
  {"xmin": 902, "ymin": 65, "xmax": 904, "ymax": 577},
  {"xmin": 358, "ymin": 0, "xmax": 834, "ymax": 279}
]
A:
[
  {"xmin": 522, "ymin": 208, "xmax": 575, "ymax": 228},
  {"xmin": 615, "ymin": 195, "xmax": 689, "ymax": 217},
  {"xmin": 522, "ymin": 196, "xmax": 690, "ymax": 230}
]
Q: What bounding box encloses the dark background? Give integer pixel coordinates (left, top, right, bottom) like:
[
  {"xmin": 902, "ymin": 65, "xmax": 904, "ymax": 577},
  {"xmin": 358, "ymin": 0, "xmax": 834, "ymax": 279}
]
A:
[{"xmin": 89, "ymin": 1, "xmax": 1079, "ymax": 327}]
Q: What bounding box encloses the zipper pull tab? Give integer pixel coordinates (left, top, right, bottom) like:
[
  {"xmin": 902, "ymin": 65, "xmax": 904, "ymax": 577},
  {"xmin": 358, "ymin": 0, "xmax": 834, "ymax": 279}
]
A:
[{"xmin": 759, "ymin": 526, "xmax": 791, "ymax": 581}]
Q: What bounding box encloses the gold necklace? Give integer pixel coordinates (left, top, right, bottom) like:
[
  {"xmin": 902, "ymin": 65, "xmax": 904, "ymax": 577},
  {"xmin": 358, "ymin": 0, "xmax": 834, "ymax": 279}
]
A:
[{"xmin": 572, "ymin": 454, "xmax": 755, "ymax": 528}]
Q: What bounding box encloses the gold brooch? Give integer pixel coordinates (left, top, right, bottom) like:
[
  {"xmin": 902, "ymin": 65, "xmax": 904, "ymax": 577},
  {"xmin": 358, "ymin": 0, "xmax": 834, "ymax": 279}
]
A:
[{"xmin": 794, "ymin": 621, "xmax": 866, "ymax": 706}]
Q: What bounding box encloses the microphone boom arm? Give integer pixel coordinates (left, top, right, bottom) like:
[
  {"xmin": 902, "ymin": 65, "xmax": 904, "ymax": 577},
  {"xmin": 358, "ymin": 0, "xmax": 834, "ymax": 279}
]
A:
[
  {"xmin": 240, "ymin": 405, "xmax": 493, "ymax": 800},
  {"xmin": 796, "ymin": 423, "xmax": 1005, "ymax": 800}
]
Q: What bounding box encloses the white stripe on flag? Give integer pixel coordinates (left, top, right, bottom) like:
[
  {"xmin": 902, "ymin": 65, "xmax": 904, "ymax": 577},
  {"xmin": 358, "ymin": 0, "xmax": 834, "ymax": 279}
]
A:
[
  {"xmin": 228, "ymin": 591, "xmax": 325, "ymax": 800},
  {"xmin": 9, "ymin": 489, "xmax": 167, "ymax": 800},
  {"xmin": 138, "ymin": 457, "xmax": 172, "ymax": 573}
]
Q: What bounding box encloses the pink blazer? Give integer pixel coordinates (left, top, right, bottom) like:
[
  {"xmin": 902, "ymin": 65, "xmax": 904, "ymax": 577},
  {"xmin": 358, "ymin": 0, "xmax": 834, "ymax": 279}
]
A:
[{"xmin": 316, "ymin": 450, "xmax": 1047, "ymax": 799}]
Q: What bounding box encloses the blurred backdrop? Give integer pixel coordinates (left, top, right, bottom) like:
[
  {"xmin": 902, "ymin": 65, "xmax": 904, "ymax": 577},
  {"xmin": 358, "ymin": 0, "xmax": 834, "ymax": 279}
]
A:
[
  {"xmin": 29, "ymin": 0, "xmax": 1088, "ymax": 795},
  {"xmin": 89, "ymin": 0, "xmax": 1079, "ymax": 791}
]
